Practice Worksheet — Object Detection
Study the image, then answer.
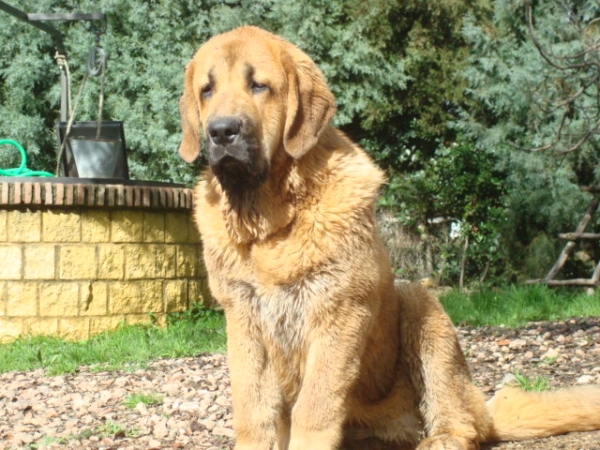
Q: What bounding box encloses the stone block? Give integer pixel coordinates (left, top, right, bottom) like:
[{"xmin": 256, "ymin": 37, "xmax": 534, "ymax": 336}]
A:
[
  {"xmin": 0, "ymin": 281, "xmax": 5, "ymax": 316},
  {"xmin": 39, "ymin": 282, "xmax": 79, "ymax": 316},
  {"xmin": 42, "ymin": 210, "xmax": 81, "ymax": 242},
  {"xmin": 59, "ymin": 245, "xmax": 97, "ymax": 279},
  {"xmin": 0, "ymin": 245, "xmax": 22, "ymax": 279},
  {"xmin": 8, "ymin": 209, "xmax": 42, "ymax": 242},
  {"xmin": 23, "ymin": 244, "xmax": 56, "ymax": 279},
  {"xmin": 58, "ymin": 317, "xmax": 90, "ymax": 341},
  {"xmin": 108, "ymin": 282, "xmax": 142, "ymax": 314},
  {"xmin": 165, "ymin": 213, "xmax": 190, "ymax": 243},
  {"xmin": 82, "ymin": 211, "xmax": 111, "ymax": 243},
  {"xmin": 140, "ymin": 281, "xmax": 164, "ymax": 313},
  {"xmin": 0, "ymin": 318, "xmax": 22, "ymax": 343},
  {"xmin": 22, "ymin": 317, "xmax": 59, "ymax": 337},
  {"xmin": 126, "ymin": 313, "xmax": 166, "ymax": 327},
  {"xmin": 162, "ymin": 245, "xmax": 178, "ymax": 278},
  {"xmin": 125, "ymin": 244, "xmax": 176, "ymax": 279},
  {"xmin": 143, "ymin": 212, "xmax": 165, "ymax": 243},
  {"xmin": 125, "ymin": 313, "xmax": 149, "ymax": 326},
  {"xmin": 98, "ymin": 244, "xmax": 124, "ymax": 279},
  {"xmin": 89, "ymin": 316, "xmax": 124, "ymax": 337},
  {"xmin": 111, "ymin": 210, "xmax": 143, "ymax": 242},
  {"xmin": 165, "ymin": 280, "xmax": 187, "ymax": 312},
  {"xmin": 0, "ymin": 210, "xmax": 7, "ymax": 241},
  {"xmin": 6, "ymin": 283, "xmax": 38, "ymax": 316},
  {"xmin": 188, "ymin": 223, "xmax": 201, "ymax": 244},
  {"xmin": 189, "ymin": 279, "xmax": 212, "ymax": 308},
  {"xmin": 177, "ymin": 245, "xmax": 199, "ymax": 278},
  {"xmin": 80, "ymin": 282, "xmax": 108, "ymax": 315}
]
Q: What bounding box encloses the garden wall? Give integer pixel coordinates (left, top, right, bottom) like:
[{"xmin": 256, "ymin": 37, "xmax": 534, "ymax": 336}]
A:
[{"xmin": 0, "ymin": 179, "xmax": 209, "ymax": 342}]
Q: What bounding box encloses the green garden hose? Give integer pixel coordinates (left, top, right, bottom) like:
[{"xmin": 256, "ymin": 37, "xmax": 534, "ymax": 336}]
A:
[{"xmin": 0, "ymin": 139, "xmax": 54, "ymax": 177}]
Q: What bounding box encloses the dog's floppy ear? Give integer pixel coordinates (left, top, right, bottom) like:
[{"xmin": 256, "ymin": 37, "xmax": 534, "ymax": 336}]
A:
[
  {"xmin": 178, "ymin": 63, "xmax": 202, "ymax": 163},
  {"xmin": 283, "ymin": 47, "xmax": 336, "ymax": 159}
]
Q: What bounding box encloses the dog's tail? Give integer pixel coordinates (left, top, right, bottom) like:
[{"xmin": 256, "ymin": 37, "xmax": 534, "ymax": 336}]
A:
[{"xmin": 486, "ymin": 384, "xmax": 600, "ymax": 441}]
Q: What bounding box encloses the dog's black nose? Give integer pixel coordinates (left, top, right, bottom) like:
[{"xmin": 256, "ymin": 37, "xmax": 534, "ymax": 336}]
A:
[{"xmin": 208, "ymin": 117, "xmax": 241, "ymax": 146}]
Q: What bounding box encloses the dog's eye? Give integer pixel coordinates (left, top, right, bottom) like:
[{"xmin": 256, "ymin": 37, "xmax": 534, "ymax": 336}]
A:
[
  {"xmin": 201, "ymin": 84, "xmax": 213, "ymax": 99},
  {"xmin": 251, "ymin": 81, "xmax": 269, "ymax": 94}
]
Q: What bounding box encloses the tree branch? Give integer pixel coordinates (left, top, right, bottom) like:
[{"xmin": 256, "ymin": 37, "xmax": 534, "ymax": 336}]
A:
[{"xmin": 526, "ymin": 3, "xmax": 593, "ymax": 71}]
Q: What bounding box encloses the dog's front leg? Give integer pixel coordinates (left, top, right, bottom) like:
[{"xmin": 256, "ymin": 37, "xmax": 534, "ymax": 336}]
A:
[
  {"xmin": 287, "ymin": 311, "xmax": 370, "ymax": 450},
  {"xmin": 226, "ymin": 310, "xmax": 282, "ymax": 450}
]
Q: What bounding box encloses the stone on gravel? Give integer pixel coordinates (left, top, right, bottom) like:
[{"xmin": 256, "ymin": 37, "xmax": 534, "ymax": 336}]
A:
[
  {"xmin": 542, "ymin": 347, "xmax": 559, "ymax": 359},
  {"xmin": 577, "ymin": 374, "xmax": 595, "ymax": 385},
  {"xmin": 178, "ymin": 401, "xmax": 201, "ymax": 412},
  {"xmin": 508, "ymin": 339, "xmax": 527, "ymax": 349}
]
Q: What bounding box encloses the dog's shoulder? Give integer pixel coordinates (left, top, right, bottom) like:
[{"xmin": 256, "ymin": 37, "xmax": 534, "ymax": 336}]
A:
[
  {"xmin": 248, "ymin": 129, "xmax": 387, "ymax": 284},
  {"xmin": 299, "ymin": 128, "xmax": 386, "ymax": 220}
]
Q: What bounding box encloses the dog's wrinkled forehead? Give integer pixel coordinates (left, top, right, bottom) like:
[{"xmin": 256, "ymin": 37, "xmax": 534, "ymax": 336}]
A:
[{"xmin": 190, "ymin": 34, "xmax": 286, "ymax": 96}]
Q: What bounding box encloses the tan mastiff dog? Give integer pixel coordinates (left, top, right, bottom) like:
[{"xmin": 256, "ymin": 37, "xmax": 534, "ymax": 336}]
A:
[{"xmin": 179, "ymin": 26, "xmax": 600, "ymax": 450}]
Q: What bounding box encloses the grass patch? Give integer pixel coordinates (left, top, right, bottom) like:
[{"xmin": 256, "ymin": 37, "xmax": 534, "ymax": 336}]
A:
[
  {"xmin": 440, "ymin": 284, "xmax": 600, "ymax": 328},
  {"xmin": 513, "ymin": 372, "xmax": 550, "ymax": 392},
  {"xmin": 123, "ymin": 391, "xmax": 164, "ymax": 409},
  {"xmin": 29, "ymin": 420, "xmax": 140, "ymax": 449},
  {"xmin": 30, "ymin": 436, "xmax": 70, "ymax": 448},
  {"xmin": 93, "ymin": 419, "xmax": 140, "ymax": 438},
  {"xmin": 0, "ymin": 305, "xmax": 226, "ymax": 375}
]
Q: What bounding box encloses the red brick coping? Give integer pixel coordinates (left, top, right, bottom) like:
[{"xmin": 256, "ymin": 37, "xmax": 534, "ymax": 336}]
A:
[{"xmin": 0, "ymin": 177, "xmax": 194, "ymax": 210}]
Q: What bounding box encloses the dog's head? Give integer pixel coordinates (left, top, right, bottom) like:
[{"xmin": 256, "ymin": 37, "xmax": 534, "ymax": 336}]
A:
[{"xmin": 178, "ymin": 26, "xmax": 336, "ymax": 192}]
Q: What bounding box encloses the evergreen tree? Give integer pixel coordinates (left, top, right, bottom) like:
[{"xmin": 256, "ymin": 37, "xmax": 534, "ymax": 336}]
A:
[{"xmin": 457, "ymin": 0, "xmax": 600, "ymax": 280}]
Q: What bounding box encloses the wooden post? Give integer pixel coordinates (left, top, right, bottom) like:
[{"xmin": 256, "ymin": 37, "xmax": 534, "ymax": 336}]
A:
[{"xmin": 543, "ymin": 195, "xmax": 600, "ymax": 283}]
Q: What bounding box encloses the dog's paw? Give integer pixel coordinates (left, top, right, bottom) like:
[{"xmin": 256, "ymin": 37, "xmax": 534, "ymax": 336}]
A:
[{"xmin": 416, "ymin": 434, "xmax": 477, "ymax": 450}]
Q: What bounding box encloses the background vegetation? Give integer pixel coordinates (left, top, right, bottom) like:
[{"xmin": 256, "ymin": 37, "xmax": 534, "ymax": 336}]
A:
[{"xmin": 2, "ymin": 0, "xmax": 600, "ymax": 286}]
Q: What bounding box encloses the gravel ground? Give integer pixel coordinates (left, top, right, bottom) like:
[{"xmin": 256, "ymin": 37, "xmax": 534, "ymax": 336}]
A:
[{"xmin": 1, "ymin": 317, "xmax": 599, "ymax": 450}]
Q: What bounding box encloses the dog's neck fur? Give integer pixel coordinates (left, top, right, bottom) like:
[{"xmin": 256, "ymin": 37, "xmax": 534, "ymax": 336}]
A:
[
  {"xmin": 207, "ymin": 128, "xmax": 384, "ymax": 245},
  {"xmin": 208, "ymin": 147, "xmax": 305, "ymax": 245}
]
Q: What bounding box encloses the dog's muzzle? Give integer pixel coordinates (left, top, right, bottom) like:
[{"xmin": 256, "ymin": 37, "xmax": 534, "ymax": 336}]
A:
[{"xmin": 206, "ymin": 117, "xmax": 267, "ymax": 191}]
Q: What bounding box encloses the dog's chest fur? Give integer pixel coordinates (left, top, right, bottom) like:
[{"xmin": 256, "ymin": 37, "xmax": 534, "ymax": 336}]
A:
[
  {"xmin": 216, "ymin": 257, "xmax": 343, "ymax": 404},
  {"xmin": 221, "ymin": 245, "xmax": 340, "ymax": 355}
]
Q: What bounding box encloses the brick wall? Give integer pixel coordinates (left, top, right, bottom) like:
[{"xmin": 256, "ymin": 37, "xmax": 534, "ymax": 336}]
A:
[{"xmin": 0, "ymin": 180, "xmax": 208, "ymax": 342}]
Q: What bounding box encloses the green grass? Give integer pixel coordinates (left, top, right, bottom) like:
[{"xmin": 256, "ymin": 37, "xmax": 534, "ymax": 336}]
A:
[
  {"xmin": 123, "ymin": 391, "xmax": 164, "ymax": 409},
  {"xmin": 29, "ymin": 420, "xmax": 140, "ymax": 449},
  {"xmin": 0, "ymin": 305, "xmax": 226, "ymax": 375},
  {"xmin": 513, "ymin": 372, "xmax": 550, "ymax": 392},
  {"xmin": 92, "ymin": 419, "xmax": 139, "ymax": 438},
  {"xmin": 440, "ymin": 284, "xmax": 600, "ymax": 328},
  {"xmin": 1, "ymin": 285, "xmax": 598, "ymax": 376}
]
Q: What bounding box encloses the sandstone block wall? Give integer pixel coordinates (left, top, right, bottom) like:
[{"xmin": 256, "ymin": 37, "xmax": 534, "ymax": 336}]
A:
[{"xmin": 0, "ymin": 180, "xmax": 208, "ymax": 342}]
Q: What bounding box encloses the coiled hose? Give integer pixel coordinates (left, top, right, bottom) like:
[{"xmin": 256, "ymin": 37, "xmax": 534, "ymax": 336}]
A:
[{"xmin": 0, "ymin": 139, "xmax": 54, "ymax": 177}]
